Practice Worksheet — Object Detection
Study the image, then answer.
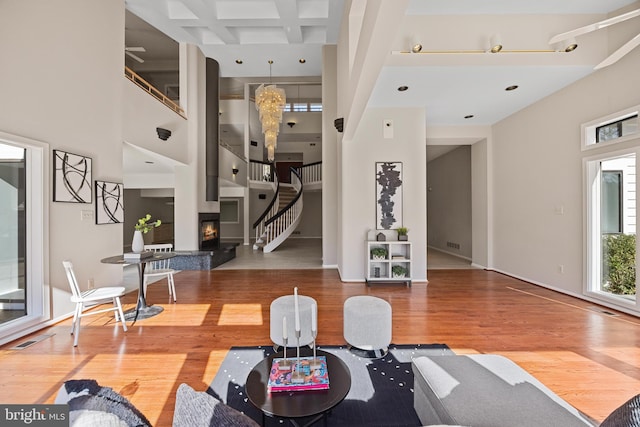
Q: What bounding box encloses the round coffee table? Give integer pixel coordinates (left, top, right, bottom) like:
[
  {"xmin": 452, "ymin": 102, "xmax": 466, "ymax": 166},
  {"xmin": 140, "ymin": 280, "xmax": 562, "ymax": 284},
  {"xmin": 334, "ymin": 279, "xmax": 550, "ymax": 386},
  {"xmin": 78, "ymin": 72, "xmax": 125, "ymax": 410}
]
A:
[{"xmin": 246, "ymin": 348, "xmax": 351, "ymax": 427}]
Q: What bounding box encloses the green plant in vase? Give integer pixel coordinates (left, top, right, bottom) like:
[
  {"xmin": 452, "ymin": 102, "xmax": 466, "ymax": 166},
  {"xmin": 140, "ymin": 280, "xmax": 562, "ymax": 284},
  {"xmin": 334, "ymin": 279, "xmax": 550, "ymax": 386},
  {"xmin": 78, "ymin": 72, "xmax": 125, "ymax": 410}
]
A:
[
  {"xmin": 396, "ymin": 227, "xmax": 409, "ymax": 241},
  {"xmin": 131, "ymin": 214, "xmax": 161, "ymax": 253},
  {"xmin": 135, "ymin": 214, "xmax": 162, "ymax": 233},
  {"xmin": 370, "ymin": 247, "xmax": 388, "ymax": 260},
  {"xmin": 392, "ymin": 265, "xmax": 408, "ymax": 278}
]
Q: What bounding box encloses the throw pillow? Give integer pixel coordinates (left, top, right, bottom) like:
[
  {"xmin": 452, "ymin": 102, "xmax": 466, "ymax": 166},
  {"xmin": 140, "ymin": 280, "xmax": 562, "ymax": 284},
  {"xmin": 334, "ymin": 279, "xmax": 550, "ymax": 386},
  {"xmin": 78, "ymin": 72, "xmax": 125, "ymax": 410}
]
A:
[
  {"xmin": 55, "ymin": 379, "xmax": 151, "ymax": 427},
  {"xmin": 173, "ymin": 383, "xmax": 260, "ymax": 427},
  {"xmin": 601, "ymin": 394, "xmax": 640, "ymax": 427}
]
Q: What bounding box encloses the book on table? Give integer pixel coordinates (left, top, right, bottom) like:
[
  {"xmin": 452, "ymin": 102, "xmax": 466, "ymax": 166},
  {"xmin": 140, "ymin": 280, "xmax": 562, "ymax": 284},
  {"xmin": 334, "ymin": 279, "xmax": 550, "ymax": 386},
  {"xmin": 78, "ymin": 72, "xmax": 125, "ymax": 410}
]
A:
[
  {"xmin": 123, "ymin": 250, "xmax": 154, "ymax": 260},
  {"xmin": 267, "ymin": 355, "xmax": 330, "ymax": 392}
]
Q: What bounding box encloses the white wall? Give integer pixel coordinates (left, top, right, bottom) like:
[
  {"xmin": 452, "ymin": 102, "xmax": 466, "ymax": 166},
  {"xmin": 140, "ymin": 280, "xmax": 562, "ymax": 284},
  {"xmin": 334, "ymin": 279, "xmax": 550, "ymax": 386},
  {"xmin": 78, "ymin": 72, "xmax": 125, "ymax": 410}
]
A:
[
  {"xmin": 123, "ymin": 79, "xmax": 188, "ymax": 165},
  {"xmin": 0, "ymin": 0, "xmax": 127, "ymax": 323},
  {"xmin": 340, "ymin": 107, "xmax": 427, "ymax": 281},
  {"xmin": 322, "ymin": 44, "xmax": 339, "ymax": 268},
  {"xmin": 491, "ymin": 18, "xmax": 640, "ymax": 305}
]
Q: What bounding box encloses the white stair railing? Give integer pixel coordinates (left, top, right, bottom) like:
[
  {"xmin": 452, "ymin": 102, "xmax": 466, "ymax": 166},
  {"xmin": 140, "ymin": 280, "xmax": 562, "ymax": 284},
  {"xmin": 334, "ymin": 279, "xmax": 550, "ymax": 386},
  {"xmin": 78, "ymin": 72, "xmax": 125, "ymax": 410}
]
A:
[{"xmin": 261, "ymin": 168, "xmax": 304, "ymax": 253}]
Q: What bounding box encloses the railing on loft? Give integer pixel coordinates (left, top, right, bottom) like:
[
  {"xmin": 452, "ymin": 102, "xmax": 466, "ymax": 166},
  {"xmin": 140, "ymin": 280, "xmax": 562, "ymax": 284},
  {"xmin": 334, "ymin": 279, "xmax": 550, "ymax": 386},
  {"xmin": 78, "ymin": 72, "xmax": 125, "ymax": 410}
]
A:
[
  {"xmin": 295, "ymin": 161, "xmax": 322, "ymax": 185},
  {"xmin": 249, "ymin": 160, "xmax": 275, "ymax": 183},
  {"xmin": 260, "ymin": 168, "xmax": 304, "ymax": 253},
  {"xmin": 124, "ymin": 67, "xmax": 186, "ymax": 119}
]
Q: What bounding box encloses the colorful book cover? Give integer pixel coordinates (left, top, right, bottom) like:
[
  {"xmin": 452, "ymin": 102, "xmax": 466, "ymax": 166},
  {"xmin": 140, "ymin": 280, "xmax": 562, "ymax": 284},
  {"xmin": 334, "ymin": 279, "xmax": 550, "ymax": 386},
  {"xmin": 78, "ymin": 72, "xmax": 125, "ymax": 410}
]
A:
[{"xmin": 267, "ymin": 356, "xmax": 330, "ymax": 392}]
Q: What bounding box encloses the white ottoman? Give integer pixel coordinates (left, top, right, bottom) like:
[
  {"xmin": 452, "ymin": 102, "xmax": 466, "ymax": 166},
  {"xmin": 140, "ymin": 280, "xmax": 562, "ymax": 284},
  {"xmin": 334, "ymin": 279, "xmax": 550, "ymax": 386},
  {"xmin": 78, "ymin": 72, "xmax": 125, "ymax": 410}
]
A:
[
  {"xmin": 343, "ymin": 295, "xmax": 392, "ymax": 358},
  {"xmin": 270, "ymin": 294, "xmax": 317, "ymax": 348}
]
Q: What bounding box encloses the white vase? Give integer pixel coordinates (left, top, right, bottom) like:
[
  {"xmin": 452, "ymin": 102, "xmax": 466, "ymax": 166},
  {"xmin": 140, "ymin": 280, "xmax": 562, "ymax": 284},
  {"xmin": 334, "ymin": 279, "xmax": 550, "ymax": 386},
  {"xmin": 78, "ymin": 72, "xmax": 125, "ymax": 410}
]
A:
[{"xmin": 132, "ymin": 230, "xmax": 144, "ymax": 253}]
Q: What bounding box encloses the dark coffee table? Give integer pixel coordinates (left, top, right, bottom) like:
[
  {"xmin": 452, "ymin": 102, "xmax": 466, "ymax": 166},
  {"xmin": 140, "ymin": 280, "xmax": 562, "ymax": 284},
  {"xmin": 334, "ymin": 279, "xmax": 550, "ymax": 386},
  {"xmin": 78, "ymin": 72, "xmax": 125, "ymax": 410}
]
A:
[{"xmin": 246, "ymin": 348, "xmax": 351, "ymax": 427}]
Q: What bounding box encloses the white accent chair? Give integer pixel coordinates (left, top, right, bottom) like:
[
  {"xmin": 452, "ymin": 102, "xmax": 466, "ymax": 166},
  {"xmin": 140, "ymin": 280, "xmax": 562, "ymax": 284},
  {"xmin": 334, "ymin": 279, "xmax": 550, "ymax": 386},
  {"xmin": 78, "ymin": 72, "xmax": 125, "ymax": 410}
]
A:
[
  {"xmin": 143, "ymin": 244, "xmax": 177, "ymax": 302},
  {"xmin": 62, "ymin": 260, "xmax": 128, "ymax": 347}
]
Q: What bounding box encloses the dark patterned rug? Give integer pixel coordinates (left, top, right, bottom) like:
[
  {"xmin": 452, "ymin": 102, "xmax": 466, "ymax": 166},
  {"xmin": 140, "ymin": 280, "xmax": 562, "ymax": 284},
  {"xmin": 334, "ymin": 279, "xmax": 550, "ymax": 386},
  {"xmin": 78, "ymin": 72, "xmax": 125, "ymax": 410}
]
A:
[{"xmin": 209, "ymin": 344, "xmax": 453, "ymax": 427}]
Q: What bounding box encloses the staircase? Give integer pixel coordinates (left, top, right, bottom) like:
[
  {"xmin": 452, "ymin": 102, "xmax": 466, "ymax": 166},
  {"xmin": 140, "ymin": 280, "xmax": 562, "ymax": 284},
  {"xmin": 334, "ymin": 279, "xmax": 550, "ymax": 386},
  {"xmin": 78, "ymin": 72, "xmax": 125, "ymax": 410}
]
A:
[{"xmin": 251, "ymin": 161, "xmax": 321, "ymax": 253}]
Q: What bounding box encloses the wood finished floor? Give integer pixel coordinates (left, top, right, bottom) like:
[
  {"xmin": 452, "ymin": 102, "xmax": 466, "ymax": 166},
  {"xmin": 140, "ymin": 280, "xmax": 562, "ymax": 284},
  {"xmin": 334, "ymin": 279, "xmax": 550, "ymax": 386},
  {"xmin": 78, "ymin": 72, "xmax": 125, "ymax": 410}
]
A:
[{"xmin": 1, "ymin": 268, "xmax": 639, "ymax": 426}]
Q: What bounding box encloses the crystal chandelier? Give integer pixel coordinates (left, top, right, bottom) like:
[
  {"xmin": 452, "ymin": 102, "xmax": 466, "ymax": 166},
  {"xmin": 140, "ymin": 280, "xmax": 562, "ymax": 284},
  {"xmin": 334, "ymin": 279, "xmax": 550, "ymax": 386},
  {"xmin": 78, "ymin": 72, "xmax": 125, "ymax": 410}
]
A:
[{"xmin": 255, "ymin": 60, "xmax": 286, "ymax": 162}]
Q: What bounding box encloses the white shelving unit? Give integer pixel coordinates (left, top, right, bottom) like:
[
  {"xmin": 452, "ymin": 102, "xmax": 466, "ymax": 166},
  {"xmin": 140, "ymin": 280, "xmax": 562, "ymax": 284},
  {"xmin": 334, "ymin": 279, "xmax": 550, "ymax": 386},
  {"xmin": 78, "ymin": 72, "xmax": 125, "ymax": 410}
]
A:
[{"xmin": 365, "ymin": 240, "xmax": 412, "ymax": 287}]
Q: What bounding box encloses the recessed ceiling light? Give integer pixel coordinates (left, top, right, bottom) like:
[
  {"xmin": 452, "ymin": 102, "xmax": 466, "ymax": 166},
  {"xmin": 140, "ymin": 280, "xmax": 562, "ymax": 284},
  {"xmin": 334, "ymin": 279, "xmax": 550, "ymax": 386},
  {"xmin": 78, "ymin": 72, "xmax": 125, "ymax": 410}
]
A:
[
  {"xmin": 299, "ymin": 58, "xmax": 306, "ymax": 64},
  {"xmin": 398, "ymin": 86, "xmax": 409, "ymax": 92},
  {"xmin": 505, "ymin": 85, "xmax": 519, "ymax": 91},
  {"xmin": 235, "ymin": 59, "xmax": 243, "ymax": 64},
  {"xmin": 464, "ymin": 115, "xmax": 474, "ymax": 119}
]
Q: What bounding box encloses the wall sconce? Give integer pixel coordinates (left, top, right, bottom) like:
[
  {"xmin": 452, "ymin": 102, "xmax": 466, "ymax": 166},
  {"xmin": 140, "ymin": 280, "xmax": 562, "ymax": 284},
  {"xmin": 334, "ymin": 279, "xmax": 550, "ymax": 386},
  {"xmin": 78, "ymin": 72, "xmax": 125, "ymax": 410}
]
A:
[
  {"xmin": 156, "ymin": 127, "xmax": 172, "ymax": 141},
  {"xmin": 232, "ymin": 168, "xmax": 239, "ymax": 175},
  {"xmin": 287, "ymin": 121, "xmax": 296, "ymax": 128}
]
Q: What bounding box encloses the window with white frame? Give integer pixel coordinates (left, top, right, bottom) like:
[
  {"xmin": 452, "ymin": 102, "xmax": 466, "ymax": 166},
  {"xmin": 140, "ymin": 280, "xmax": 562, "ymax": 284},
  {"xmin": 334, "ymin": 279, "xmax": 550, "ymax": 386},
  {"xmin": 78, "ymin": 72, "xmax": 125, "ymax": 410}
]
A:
[{"xmin": 582, "ymin": 105, "xmax": 640, "ymax": 150}]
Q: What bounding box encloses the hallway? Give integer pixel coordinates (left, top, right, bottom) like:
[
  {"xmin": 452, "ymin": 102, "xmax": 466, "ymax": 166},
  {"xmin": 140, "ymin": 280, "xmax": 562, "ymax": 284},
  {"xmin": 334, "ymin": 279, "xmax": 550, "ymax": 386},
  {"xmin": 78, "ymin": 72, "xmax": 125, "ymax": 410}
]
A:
[{"xmin": 214, "ymin": 239, "xmax": 474, "ymax": 271}]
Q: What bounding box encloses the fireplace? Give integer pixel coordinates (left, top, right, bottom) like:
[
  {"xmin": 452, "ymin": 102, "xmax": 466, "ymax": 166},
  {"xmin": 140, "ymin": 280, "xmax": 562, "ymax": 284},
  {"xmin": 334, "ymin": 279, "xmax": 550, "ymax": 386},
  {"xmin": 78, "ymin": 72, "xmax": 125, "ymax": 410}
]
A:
[{"xmin": 199, "ymin": 213, "xmax": 220, "ymax": 251}]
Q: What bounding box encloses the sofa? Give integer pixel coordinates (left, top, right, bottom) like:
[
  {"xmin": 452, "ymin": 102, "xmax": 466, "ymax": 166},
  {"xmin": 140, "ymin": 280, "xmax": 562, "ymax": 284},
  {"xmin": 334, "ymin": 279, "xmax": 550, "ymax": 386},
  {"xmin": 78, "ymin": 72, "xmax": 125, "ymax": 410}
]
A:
[{"xmin": 412, "ymin": 354, "xmax": 639, "ymax": 427}]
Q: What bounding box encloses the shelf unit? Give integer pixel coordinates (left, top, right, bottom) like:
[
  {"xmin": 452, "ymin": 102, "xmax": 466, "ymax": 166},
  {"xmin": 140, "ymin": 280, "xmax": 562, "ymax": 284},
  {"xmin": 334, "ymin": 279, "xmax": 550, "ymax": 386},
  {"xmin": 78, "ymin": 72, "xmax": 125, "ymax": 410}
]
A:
[{"xmin": 365, "ymin": 240, "xmax": 412, "ymax": 287}]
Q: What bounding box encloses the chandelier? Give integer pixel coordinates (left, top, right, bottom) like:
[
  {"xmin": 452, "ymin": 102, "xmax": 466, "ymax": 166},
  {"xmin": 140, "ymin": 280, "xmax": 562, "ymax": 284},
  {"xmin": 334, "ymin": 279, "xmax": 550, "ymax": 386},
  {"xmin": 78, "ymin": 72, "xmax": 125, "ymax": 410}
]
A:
[{"xmin": 255, "ymin": 60, "xmax": 286, "ymax": 162}]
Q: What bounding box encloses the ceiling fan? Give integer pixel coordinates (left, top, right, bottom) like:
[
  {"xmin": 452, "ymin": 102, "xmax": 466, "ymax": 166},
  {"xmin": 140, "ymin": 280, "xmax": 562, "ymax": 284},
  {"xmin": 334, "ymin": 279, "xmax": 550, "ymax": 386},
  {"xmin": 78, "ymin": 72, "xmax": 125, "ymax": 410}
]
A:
[
  {"xmin": 125, "ymin": 46, "xmax": 146, "ymax": 63},
  {"xmin": 549, "ymin": 8, "xmax": 640, "ymax": 70}
]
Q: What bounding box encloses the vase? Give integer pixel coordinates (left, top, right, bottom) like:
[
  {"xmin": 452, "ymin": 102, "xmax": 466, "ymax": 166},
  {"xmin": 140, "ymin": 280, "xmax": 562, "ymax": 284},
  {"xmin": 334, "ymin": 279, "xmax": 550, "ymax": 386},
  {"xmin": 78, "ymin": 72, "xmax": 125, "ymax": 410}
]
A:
[{"xmin": 131, "ymin": 230, "xmax": 144, "ymax": 253}]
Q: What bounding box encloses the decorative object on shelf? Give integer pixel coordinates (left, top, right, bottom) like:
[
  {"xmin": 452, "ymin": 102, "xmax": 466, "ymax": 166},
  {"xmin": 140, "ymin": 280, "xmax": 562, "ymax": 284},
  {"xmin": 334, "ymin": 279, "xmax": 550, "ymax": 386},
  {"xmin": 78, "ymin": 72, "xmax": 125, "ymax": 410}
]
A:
[
  {"xmin": 53, "ymin": 150, "xmax": 92, "ymax": 203},
  {"xmin": 95, "ymin": 180, "xmax": 124, "ymax": 224},
  {"xmin": 392, "ymin": 265, "xmax": 408, "ymax": 278},
  {"xmin": 255, "ymin": 60, "xmax": 286, "ymax": 162},
  {"xmin": 396, "ymin": 227, "xmax": 409, "ymax": 241},
  {"xmin": 132, "ymin": 214, "xmax": 161, "ymax": 253},
  {"xmin": 376, "ymin": 232, "xmax": 386, "ymax": 241},
  {"xmin": 376, "ymin": 162, "xmax": 403, "ymax": 230},
  {"xmin": 370, "ymin": 247, "xmax": 388, "ymax": 260},
  {"xmin": 374, "ymin": 267, "xmax": 380, "ymax": 278}
]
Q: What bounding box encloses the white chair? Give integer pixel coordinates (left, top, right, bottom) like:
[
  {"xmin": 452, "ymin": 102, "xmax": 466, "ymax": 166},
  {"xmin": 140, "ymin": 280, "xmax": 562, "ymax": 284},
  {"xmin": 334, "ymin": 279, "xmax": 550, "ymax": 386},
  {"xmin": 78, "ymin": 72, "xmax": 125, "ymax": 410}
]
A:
[
  {"xmin": 143, "ymin": 243, "xmax": 177, "ymax": 302},
  {"xmin": 62, "ymin": 260, "xmax": 128, "ymax": 347}
]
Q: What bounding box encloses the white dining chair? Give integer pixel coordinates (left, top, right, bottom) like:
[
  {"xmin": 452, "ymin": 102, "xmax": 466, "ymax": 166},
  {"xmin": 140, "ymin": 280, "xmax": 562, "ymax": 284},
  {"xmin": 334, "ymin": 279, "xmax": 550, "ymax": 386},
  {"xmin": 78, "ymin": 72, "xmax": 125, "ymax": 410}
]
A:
[
  {"xmin": 62, "ymin": 260, "xmax": 128, "ymax": 347},
  {"xmin": 143, "ymin": 243, "xmax": 177, "ymax": 302}
]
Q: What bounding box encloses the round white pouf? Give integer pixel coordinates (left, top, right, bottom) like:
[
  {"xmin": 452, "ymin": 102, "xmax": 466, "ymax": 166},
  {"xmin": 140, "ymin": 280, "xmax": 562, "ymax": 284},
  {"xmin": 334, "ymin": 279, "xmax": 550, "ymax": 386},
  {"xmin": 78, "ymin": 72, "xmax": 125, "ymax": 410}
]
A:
[
  {"xmin": 343, "ymin": 296, "xmax": 392, "ymax": 356},
  {"xmin": 270, "ymin": 295, "xmax": 317, "ymax": 348}
]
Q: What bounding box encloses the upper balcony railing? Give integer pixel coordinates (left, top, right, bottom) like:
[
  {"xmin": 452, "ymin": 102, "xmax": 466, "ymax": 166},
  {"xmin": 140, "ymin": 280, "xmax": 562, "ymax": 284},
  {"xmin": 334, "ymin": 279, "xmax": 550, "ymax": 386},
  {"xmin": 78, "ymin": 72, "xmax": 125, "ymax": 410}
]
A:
[{"xmin": 125, "ymin": 67, "xmax": 186, "ymax": 119}]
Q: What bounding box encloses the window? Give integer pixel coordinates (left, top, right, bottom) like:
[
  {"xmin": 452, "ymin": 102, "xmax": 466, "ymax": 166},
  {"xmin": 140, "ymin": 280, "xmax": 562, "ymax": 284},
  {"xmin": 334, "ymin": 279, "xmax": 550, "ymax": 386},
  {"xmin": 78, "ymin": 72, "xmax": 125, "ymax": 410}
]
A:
[
  {"xmin": 596, "ymin": 115, "xmax": 638, "ymax": 143},
  {"xmin": 293, "ymin": 102, "xmax": 307, "ymax": 112},
  {"xmin": 582, "ymin": 105, "xmax": 640, "ymax": 150},
  {"xmin": 601, "ymin": 171, "xmax": 623, "ymax": 234}
]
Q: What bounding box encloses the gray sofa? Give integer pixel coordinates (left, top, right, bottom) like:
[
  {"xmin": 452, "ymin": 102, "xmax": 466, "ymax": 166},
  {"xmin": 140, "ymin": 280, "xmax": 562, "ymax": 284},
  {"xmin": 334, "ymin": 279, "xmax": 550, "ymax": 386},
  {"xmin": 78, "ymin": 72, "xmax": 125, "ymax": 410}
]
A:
[{"xmin": 412, "ymin": 354, "xmax": 598, "ymax": 427}]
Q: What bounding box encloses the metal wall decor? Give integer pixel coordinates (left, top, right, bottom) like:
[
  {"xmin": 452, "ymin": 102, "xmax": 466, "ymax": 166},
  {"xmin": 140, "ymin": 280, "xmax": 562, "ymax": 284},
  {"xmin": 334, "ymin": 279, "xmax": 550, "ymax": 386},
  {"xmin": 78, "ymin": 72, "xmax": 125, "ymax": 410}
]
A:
[
  {"xmin": 53, "ymin": 150, "xmax": 92, "ymax": 203},
  {"xmin": 375, "ymin": 162, "xmax": 403, "ymax": 230},
  {"xmin": 95, "ymin": 180, "xmax": 124, "ymax": 224}
]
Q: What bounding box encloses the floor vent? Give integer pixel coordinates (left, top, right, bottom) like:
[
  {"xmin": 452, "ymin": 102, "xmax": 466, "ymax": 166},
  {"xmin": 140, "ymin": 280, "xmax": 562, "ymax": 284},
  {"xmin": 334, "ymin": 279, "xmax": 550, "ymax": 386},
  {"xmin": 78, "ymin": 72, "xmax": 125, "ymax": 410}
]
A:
[
  {"xmin": 10, "ymin": 334, "xmax": 54, "ymax": 350},
  {"xmin": 600, "ymin": 310, "xmax": 619, "ymax": 316}
]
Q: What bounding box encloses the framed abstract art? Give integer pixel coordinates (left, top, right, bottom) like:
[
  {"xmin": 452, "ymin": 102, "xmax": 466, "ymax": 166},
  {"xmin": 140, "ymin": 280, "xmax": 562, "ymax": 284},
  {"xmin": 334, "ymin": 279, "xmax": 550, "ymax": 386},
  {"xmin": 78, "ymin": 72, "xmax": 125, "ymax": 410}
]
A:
[
  {"xmin": 375, "ymin": 162, "xmax": 403, "ymax": 230},
  {"xmin": 53, "ymin": 150, "xmax": 92, "ymax": 203},
  {"xmin": 95, "ymin": 180, "xmax": 124, "ymax": 224}
]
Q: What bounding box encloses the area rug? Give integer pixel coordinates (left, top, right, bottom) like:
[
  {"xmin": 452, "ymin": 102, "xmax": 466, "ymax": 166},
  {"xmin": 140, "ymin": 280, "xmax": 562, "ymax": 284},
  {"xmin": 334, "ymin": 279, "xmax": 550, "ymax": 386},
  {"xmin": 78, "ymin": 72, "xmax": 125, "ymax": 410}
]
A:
[{"xmin": 209, "ymin": 344, "xmax": 453, "ymax": 427}]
